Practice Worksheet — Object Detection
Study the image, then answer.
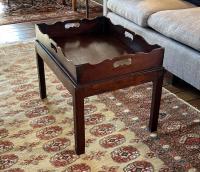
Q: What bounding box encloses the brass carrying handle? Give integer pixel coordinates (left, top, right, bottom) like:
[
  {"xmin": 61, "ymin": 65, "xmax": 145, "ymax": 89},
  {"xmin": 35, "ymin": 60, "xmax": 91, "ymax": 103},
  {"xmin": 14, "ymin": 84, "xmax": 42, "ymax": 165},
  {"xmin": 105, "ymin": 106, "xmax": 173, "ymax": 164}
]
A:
[{"xmin": 113, "ymin": 58, "xmax": 132, "ymax": 68}]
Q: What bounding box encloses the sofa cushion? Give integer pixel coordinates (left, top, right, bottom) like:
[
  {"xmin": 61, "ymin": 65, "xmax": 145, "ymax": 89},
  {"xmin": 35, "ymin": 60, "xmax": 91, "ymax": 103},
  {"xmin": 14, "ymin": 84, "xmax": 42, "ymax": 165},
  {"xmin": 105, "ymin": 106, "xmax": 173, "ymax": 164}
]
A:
[
  {"xmin": 107, "ymin": 0, "xmax": 194, "ymax": 27},
  {"xmin": 148, "ymin": 7, "xmax": 200, "ymax": 51}
]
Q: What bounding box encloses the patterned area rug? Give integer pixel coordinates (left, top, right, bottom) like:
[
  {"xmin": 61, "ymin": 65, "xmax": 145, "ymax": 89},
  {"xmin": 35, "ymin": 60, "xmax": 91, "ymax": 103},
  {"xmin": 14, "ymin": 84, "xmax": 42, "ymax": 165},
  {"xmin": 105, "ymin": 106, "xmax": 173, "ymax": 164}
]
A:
[
  {"xmin": 0, "ymin": 0, "xmax": 102, "ymax": 25},
  {"xmin": 0, "ymin": 42, "xmax": 200, "ymax": 171}
]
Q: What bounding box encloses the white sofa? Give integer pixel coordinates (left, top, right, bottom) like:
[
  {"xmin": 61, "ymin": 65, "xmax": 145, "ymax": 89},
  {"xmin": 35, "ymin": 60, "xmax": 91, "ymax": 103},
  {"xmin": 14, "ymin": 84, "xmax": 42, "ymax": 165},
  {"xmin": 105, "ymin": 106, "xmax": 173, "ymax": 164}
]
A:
[{"xmin": 103, "ymin": 0, "xmax": 200, "ymax": 90}]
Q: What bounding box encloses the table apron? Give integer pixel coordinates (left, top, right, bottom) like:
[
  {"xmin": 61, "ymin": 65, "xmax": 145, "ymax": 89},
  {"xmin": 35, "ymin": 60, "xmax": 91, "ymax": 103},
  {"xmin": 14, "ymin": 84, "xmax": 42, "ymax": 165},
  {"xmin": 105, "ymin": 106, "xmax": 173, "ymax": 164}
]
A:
[{"xmin": 80, "ymin": 69, "xmax": 163, "ymax": 97}]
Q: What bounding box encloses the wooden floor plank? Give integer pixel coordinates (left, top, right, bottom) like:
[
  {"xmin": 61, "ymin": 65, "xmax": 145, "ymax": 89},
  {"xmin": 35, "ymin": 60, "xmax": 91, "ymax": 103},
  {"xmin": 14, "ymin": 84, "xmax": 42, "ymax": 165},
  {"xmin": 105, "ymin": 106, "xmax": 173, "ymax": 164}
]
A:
[
  {"xmin": 164, "ymin": 85, "xmax": 183, "ymax": 94},
  {"xmin": 0, "ymin": 23, "xmax": 35, "ymax": 44},
  {"xmin": 188, "ymin": 99, "xmax": 200, "ymax": 110},
  {"xmin": 176, "ymin": 91, "xmax": 200, "ymax": 101}
]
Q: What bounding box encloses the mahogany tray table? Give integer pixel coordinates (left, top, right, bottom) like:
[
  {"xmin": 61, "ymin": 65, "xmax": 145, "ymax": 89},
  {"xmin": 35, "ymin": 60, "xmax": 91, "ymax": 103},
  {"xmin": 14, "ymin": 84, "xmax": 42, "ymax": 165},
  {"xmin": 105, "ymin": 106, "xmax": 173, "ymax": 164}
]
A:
[{"xmin": 35, "ymin": 16, "xmax": 165, "ymax": 155}]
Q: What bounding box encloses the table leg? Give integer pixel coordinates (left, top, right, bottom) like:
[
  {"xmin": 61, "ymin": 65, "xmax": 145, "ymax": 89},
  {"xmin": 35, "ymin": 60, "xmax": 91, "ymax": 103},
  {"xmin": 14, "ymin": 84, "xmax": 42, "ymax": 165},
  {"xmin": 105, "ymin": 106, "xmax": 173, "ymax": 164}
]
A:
[
  {"xmin": 36, "ymin": 53, "xmax": 47, "ymax": 99},
  {"xmin": 73, "ymin": 90, "xmax": 85, "ymax": 155},
  {"xmin": 86, "ymin": 0, "xmax": 89, "ymax": 18},
  {"xmin": 149, "ymin": 73, "xmax": 164, "ymax": 132},
  {"xmin": 72, "ymin": 0, "xmax": 77, "ymax": 11}
]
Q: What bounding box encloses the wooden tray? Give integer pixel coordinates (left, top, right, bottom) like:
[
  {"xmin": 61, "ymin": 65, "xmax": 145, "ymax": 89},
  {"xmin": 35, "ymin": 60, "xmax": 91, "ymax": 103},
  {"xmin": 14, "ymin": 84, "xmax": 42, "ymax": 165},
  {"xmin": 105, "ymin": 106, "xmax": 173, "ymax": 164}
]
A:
[{"xmin": 36, "ymin": 16, "xmax": 164, "ymax": 84}]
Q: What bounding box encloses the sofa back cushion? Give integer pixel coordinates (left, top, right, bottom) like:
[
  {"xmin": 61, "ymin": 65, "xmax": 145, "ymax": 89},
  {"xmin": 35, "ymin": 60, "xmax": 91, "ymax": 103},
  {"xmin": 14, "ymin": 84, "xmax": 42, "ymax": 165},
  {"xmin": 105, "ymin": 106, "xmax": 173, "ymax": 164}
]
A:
[
  {"xmin": 148, "ymin": 7, "xmax": 200, "ymax": 51},
  {"xmin": 107, "ymin": 0, "xmax": 194, "ymax": 27}
]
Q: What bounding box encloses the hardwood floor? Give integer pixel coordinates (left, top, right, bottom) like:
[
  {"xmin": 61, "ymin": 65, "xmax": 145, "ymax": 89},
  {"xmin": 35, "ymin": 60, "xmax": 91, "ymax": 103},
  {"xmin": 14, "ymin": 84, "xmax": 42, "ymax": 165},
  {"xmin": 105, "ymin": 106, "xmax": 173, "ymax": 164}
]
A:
[
  {"xmin": 1, "ymin": 22, "xmax": 200, "ymax": 110},
  {"xmin": 164, "ymin": 78, "xmax": 200, "ymax": 109},
  {"xmin": 0, "ymin": 22, "xmax": 35, "ymax": 44}
]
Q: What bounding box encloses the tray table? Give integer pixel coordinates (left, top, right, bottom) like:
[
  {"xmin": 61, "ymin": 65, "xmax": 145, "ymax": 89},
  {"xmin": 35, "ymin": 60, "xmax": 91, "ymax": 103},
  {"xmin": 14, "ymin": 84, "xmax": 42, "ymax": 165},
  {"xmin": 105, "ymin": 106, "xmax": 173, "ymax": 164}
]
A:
[{"xmin": 35, "ymin": 16, "xmax": 165, "ymax": 155}]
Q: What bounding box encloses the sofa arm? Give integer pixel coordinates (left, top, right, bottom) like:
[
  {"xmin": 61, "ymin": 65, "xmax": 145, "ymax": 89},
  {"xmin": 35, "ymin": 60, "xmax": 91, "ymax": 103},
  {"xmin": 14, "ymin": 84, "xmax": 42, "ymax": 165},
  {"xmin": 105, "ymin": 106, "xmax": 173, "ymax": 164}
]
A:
[{"xmin": 103, "ymin": 0, "xmax": 108, "ymax": 16}]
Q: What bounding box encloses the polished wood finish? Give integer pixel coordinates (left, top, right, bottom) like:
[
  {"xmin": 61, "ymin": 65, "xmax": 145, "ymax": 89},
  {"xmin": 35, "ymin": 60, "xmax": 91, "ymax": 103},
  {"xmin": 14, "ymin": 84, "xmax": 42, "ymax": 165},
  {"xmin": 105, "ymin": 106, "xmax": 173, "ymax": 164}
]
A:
[
  {"xmin": 149, "ymin": 73, "xmax": 164, "ymax": 132},
  {"xmin": 35, "ymin": 17, "xmax": 165, "ymax": 154},
  {"xmin": 73, "ymin": 89, "xmax": 85, "ymax": 154},
  {"xmin": 0, "ymin": 23, "xmax": 35, "ymax": 44},
  {"xmin": 36, "ymin": 54, "xmax": 47, "ymax": 99}
]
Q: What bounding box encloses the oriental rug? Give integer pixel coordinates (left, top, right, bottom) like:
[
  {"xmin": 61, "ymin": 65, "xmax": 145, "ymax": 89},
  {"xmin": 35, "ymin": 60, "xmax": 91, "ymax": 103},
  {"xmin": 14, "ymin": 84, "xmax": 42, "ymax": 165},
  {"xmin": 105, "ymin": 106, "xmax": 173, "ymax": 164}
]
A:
[
  {"xmin": 0, "ymin": 42, "xmax": 199, "ymax": 171},
  {"xmin": 0, "ymin": 0, "xmax": 102, "ymax": 25}
]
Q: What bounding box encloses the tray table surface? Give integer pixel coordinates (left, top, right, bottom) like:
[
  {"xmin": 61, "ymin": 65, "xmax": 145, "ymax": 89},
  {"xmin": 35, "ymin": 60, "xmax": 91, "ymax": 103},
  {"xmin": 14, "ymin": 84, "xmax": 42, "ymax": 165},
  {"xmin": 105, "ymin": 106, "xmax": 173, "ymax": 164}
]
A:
[{"xmin": 54, "ymin": 34, "xmax": 131, "ymax": 65}]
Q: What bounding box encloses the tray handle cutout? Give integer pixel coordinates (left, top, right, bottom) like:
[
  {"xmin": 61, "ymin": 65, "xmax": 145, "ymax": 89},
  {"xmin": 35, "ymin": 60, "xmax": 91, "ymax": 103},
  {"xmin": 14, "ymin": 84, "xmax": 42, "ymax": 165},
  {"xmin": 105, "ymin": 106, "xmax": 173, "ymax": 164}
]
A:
[
  {"xmin": 51, "ymin": 43, "xmax": 57, "ymax": 53},
  {"xmin": 113, "ymin": 58, "xmax": 132, "ymax": 68},
  {"xmin": 65, "ymin": 23, "xmax": 80, "ymax": 29},
  {"xmin": 125, "ymin": 31, "xmax": 133, "ymax": 40}
]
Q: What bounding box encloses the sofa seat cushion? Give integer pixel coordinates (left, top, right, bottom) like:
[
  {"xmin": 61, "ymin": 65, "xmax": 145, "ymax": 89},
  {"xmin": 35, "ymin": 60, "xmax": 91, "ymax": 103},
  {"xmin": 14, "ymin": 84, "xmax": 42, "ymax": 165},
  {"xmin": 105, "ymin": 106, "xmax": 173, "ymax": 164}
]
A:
[
  {"xmin": 107, "ymin": 0, "xmax": 194, "ymax": 27},
  {"xmin": 148, "ymin": 7, "xmax": 200, "ymax": 51}
]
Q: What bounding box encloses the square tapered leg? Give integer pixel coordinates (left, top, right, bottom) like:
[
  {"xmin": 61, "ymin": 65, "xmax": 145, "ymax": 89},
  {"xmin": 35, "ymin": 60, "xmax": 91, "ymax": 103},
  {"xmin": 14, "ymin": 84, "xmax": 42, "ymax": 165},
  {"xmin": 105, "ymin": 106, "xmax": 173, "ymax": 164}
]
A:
[
  {"xmin": 73, "ymin": 90, "xmax": 85, "ymax": 155},
  {"xmin": 149, "ymin": 73, "xmax": 164, "ymax": 132},
  {"xmin": 36, "ymin": 53, "xmax": 47, "ymax": 99}
]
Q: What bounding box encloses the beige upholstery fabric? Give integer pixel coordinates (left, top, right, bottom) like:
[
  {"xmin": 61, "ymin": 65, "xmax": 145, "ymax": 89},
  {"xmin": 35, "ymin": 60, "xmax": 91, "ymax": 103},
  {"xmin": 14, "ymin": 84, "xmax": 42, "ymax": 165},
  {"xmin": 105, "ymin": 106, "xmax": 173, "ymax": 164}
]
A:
[
  {"xmin": 107, "ymin": 0, "xmax": 194, "ymax": 27},
  {"xmin": 148, "ymin": 7, "xmax": 200, "ymax": 51}
]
